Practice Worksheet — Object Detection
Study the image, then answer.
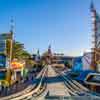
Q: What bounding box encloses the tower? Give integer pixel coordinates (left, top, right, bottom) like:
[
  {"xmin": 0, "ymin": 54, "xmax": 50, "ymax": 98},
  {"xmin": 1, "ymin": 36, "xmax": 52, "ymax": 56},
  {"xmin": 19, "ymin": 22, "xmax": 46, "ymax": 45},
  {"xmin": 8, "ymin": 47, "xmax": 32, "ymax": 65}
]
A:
[
  {"xmin": 90, "ymin": 1, "xmax": 97, "ymax": 71},
  {"xmin": 35, "ymin": 49, "xmax": 40, "ymax": 62},
  {"xmin": 48, "ymin": 44, "xmax": 52, "ymax": 56},
  {"xmin": 45, "ymin": 45, "xmax": 52, "ymax": 64}
]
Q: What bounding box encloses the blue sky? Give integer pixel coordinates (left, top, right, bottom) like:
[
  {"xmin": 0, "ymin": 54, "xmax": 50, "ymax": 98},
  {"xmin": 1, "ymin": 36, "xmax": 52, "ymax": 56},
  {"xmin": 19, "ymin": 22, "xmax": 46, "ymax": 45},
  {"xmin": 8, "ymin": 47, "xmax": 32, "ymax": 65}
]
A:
[{"xmin": 0, "ymin": 0, "xmax": 100, "ymax": 56}]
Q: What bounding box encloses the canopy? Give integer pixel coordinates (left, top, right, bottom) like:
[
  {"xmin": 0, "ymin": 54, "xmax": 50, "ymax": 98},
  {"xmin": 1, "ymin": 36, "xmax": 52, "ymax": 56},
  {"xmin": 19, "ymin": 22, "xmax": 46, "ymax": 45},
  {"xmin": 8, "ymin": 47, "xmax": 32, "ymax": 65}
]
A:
[{"xmin": 11, "ymin": 61, "xmax": 24, "ymax": 69}]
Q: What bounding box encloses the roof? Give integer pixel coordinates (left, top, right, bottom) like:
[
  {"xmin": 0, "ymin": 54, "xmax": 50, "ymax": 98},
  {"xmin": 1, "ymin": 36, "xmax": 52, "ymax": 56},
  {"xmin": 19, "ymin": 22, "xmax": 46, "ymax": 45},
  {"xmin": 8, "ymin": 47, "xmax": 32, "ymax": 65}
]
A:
[{"xmin": 75, "ymin": 70, "xmax": 95, "ymax": 82}]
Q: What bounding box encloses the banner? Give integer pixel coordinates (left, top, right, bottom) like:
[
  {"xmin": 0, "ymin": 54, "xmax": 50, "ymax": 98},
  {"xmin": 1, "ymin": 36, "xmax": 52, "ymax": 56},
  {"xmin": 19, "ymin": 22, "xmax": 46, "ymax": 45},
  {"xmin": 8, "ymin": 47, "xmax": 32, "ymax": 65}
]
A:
[{"xmin": 11, "ymin": 60, "xmax": 25, "ymax": 69}]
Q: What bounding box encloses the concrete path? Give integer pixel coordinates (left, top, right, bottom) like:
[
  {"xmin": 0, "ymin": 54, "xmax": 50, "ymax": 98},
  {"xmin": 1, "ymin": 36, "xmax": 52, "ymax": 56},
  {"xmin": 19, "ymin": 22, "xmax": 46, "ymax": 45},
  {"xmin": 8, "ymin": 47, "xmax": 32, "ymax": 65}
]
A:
[{"xmin": 47, "ymin": 65, "xmax": 70, "ymax": 96}]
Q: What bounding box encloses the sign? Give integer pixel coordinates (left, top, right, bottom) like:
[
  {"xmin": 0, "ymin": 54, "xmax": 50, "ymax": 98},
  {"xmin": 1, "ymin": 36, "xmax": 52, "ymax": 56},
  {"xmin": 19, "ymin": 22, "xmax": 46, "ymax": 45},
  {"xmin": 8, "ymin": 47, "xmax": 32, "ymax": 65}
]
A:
[
  {"xmin": 0, "ymin": 54, "xmax": 6, "ymax": 68},
  {"xmin": 11, "ymin": 60, "xmax": 25, "ymax": 69}
]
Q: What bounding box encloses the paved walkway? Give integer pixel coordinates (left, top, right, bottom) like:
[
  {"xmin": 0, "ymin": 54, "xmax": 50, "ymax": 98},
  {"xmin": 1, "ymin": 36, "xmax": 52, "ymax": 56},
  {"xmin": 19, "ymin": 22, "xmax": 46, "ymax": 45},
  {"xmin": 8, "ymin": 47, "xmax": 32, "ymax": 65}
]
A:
[{"xmin": 47, "ymin": 65, "xmax": 70, "ymax": 96}]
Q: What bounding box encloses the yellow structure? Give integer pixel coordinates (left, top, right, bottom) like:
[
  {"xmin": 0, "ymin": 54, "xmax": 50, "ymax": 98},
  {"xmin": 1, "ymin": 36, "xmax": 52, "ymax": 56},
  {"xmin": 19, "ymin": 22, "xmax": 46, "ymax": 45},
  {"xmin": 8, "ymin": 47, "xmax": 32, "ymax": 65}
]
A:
[
  {"xmin": 11, "ymin": 61, "xmax": 24, "ymax": 69},
  {"xmin": 0, "ymin": 69, "xmax": 12, "ymax": 87}
]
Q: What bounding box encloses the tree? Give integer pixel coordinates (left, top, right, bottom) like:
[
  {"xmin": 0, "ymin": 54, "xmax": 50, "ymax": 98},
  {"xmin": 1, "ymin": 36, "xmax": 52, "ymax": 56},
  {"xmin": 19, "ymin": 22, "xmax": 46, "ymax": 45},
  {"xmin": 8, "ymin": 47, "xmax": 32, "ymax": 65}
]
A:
[{"xmin": 6, "ymin": 40, "xmax": 31, "ymax": 60}]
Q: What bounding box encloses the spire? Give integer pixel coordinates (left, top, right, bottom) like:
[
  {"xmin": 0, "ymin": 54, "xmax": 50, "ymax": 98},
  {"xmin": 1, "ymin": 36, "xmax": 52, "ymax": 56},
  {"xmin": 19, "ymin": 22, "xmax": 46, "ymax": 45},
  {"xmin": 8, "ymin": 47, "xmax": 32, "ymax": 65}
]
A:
[
  {"xmin": 48, "ymin": 44, "xmax": 51, "ymax": 50},
  {"xmin": 90, "ymin": 0, "xmax": 95, "ymax": 12},
  {"xmin": 37, "ymin": 49, "xmax": 40, "ymax": 56},
  {"xmin": 35, "ymin": 49, "xmax": 40, "ymax": 62},
  {"xmin": 48, "ymin": 44, "xmax": 51, "ymax": 54}
]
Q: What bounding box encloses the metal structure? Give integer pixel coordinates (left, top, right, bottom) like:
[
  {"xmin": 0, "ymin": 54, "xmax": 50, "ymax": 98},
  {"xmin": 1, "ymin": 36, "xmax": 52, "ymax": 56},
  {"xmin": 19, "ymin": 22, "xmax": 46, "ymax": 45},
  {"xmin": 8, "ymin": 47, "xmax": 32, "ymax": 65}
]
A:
[{"xmin": 90, "ymin": 1, "xmax": 100, "ymax": 71}]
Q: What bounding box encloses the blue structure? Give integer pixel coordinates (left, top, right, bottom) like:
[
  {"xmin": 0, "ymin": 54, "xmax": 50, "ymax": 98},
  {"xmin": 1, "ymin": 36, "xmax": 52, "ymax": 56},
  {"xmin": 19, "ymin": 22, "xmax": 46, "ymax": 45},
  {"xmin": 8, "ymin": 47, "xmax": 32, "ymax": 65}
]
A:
[
  {"xmin": 75, "ymin": 70, "xmax": 95, "ymax": 83},
  {"xmin": 0, "ymin": 54, "xmax": 6, "ymax": 68},
  {"xmin": 72, "ymin": 56, "xmax": 83, "ymax": 71},
  {"xmin": 0, "ymin": 71, "xmax": 6, "ymax": 80}
]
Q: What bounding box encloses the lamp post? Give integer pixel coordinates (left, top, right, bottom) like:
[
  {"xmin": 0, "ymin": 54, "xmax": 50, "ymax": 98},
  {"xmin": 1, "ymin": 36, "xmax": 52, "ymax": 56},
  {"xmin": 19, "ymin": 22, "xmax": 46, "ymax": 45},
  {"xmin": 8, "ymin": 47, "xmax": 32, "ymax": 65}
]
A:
[
  {"xmin": 9, "ymin": 18, "xmax": 14, "ymax": 68},
  {"xmin": 6, "ymin": 18, "xmax": 14, "ymax": 94}
]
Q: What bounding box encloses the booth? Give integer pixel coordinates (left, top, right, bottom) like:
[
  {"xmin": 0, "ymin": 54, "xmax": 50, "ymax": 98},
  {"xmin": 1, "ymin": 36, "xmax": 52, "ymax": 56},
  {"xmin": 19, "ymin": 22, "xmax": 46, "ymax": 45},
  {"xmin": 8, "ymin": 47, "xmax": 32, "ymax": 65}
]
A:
[{"xmin": 11, "ymin": 59, "xmax": 25, "ymax": 82}]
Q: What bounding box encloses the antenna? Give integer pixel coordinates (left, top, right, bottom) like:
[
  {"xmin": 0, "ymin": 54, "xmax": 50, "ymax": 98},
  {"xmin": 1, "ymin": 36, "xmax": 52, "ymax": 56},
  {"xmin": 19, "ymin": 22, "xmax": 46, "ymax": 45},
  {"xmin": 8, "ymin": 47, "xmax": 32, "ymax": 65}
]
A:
[
  {"xmin": 90, "ymin": 0, "xmax": 94, "ymax": 11},
  {"xmin": 10, "ymin": 16, "xmax": 14, "ymax": 34}
]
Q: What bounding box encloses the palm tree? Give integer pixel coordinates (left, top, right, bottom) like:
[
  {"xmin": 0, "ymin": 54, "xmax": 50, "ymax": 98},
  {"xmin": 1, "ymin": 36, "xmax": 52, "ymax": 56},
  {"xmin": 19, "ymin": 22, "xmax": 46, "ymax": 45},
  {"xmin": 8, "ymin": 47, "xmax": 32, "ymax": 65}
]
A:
[{"xmin": 6, "ymin": 40, "xmax": 31, "ymax": 60}]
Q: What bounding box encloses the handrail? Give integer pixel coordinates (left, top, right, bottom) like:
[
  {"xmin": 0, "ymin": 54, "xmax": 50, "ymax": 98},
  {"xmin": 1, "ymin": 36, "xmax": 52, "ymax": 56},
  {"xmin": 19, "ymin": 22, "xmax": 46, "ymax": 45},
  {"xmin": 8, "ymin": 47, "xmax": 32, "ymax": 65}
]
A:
[
  {"xmin": 84, "ymin": 73, "xmax": 100, "ymax": 86},
  {"xmin": 1, "ymin": 85, "xmax": 33, "ymax": 100},
  {"xmin": 10, "ymin": 66, "xmax": 47, "ymax": 100},
  {"xmin": 1, "ymin": 66, "xmax": 47, "ymax": 100},
  {"xmin": 54, "ymin": 67, "xmax": 90, "ymax": 96}
]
